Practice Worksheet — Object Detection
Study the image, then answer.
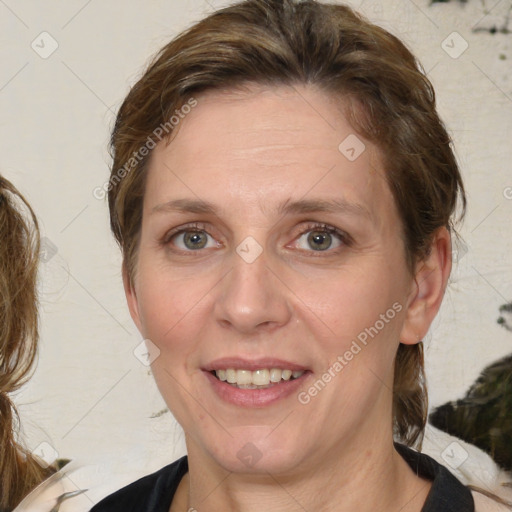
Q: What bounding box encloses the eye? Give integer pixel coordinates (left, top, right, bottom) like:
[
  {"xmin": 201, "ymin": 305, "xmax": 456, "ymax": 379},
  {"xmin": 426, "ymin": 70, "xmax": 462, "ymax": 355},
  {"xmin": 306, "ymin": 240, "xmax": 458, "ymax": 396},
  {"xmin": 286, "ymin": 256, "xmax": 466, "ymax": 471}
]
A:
[
  {"xmin": 294, "ymin": 225, "xmax": 346, "ymax": 252},
  {"xmin": 169, "ymin": 228, "xmax": 218, "ymax": 251}
]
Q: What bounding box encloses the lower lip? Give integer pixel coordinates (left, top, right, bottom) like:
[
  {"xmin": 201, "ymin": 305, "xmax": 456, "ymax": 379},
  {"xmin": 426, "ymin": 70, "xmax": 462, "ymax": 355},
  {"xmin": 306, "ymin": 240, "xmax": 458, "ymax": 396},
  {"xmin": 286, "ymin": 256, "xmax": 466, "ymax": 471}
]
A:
[{"xmin": 204, "ymin": 371, "xmax": 310, "ymax": 407}]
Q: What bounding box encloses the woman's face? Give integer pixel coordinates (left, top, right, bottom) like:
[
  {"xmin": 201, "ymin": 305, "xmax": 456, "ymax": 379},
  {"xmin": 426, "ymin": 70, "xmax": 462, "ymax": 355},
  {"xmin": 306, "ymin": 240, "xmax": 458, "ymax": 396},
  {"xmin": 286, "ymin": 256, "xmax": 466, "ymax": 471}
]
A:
[{"xmin": 126, "ymin": 85, "xmax": 428, "ymax": 474}]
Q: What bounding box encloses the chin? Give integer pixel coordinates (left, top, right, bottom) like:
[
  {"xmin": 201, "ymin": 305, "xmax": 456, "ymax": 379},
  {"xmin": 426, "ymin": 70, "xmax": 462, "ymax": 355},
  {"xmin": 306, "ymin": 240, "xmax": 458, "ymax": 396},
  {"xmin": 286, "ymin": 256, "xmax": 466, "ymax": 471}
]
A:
[
  {"xmin": 197, "ymin": 427, "xmax": 306, "ymax": 475},
  {"xmin": 213, "ymin": 448, "xmax": 303, "ymax": 476}
]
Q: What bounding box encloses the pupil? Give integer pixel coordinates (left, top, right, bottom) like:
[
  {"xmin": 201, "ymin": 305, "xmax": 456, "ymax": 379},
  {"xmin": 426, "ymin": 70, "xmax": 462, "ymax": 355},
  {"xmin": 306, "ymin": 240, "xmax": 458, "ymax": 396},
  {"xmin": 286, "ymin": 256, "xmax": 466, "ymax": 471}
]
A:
[
  {"xmin": 184, "ymin": 231, "xmax": 207, "ymax": 249},
  {"xmin": 308, "ymin": 231, "xmax": 331, "ymax": 251}
]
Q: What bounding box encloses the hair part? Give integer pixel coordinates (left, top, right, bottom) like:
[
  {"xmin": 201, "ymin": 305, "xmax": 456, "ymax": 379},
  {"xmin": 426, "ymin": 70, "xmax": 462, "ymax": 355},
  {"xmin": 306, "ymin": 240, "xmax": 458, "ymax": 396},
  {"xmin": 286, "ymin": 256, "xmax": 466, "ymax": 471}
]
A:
[{"xmin": 107, "ymin": 0, "xmax": 466, "ymax": 448}]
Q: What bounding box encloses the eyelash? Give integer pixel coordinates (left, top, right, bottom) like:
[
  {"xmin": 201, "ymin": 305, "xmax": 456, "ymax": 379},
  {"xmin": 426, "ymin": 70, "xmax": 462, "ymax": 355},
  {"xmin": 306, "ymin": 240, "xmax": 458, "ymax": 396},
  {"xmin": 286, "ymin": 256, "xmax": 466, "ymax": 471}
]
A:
[
  {"xmin": 162, "ymin": 222, "xmax": 351, "ymax": 255},
  {"xmin": 292, "ymin": 223, "xmax": 351, "ymax": 255}
]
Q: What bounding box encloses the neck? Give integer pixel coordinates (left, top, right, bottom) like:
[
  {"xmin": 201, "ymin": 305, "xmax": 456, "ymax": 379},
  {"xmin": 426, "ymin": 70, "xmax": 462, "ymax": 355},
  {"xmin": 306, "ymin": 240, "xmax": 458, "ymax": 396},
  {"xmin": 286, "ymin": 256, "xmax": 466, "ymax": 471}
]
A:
[{"xmin": 174, "ymin": 430, "xmax": 431, "ymax": 512}]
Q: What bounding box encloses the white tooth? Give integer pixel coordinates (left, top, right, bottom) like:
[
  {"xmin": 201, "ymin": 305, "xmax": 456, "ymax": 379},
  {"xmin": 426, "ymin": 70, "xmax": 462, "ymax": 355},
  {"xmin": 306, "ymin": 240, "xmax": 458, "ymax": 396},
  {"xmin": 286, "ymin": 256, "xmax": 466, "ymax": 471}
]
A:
[
  {"xmin": 221, "ymin": 368, "xmax": 303, "ymax": 387},
  {"xmin": 269, "ymin": 368, "xmax": 282, "ymax": 383},
  {"xmin": 282, "ymin": 369, "xmax": 292, "ymax": 381},
  {"xmin": 253, "ymin": 369, "xmax": 270, "ymax": 386},
  {"xmin": 237, "ymin": 369, "xmax": 252, "ymax": 385}
]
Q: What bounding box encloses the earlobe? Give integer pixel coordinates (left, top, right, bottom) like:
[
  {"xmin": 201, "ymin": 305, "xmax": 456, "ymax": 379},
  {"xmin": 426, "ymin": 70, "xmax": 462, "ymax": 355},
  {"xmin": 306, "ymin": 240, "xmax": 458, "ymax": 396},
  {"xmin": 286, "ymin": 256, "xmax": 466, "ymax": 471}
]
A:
[
  {"xmin": 400, "ymin": 227, "xmax": 452, "ymax": 345},
  {"xmin": 123, "ymin": 263, "xmax": 143, "ymax": 334}
]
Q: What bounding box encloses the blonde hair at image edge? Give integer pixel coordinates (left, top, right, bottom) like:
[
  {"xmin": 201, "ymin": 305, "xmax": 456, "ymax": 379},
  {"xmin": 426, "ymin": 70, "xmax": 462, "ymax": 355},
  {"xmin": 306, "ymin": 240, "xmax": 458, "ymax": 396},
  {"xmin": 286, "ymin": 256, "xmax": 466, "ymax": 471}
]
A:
[{"xmin": 0, "ymin": 176, "xmax": 54, "ymax": 510}]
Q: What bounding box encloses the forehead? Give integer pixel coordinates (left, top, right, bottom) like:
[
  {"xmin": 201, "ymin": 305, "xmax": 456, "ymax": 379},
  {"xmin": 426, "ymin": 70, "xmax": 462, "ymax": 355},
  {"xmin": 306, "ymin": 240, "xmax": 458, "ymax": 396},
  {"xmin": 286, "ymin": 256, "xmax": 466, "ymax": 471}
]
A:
[{"xmin": 145, "ymin": 84, "xmax": 394, "ymax": 223}]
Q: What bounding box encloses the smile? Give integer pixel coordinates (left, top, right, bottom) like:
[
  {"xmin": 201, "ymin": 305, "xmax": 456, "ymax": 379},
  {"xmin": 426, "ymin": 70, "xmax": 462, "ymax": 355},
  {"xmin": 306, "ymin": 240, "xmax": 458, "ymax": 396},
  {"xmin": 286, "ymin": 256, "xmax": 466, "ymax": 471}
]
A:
[{"xmin": 213, "ymin": 368, "xmax": 305, "ymax": 388}]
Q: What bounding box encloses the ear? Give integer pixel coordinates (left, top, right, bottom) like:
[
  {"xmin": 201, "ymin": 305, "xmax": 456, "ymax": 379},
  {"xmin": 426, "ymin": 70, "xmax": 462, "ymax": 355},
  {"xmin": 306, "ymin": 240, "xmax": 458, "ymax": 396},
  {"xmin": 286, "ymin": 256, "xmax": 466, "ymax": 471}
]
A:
[
  {"xmin": 123, "ymin": 263, "xmax": 143, "ymax": 334},
  {"xmin": 399, "ymin": 227, "xmax": 452, "ymax": 345}
]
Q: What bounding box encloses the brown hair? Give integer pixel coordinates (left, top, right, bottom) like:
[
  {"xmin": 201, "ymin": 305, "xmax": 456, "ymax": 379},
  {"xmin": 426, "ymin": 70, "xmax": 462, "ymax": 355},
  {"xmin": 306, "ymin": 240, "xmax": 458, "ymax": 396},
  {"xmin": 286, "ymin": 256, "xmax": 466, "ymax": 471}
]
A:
[
  {"xmin": 107, "ymin": 0, "xmax": 465, "ymax": 448},
  {"xmin": 0, "ymin": 176, "xmax": 52, "ymax": 509}
]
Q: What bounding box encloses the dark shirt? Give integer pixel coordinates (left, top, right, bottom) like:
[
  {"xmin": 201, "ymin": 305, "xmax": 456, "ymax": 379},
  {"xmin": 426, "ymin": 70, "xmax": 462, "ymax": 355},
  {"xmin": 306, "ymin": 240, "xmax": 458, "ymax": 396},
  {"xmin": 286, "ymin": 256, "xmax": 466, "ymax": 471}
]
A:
[{"xmin": 90, "ymin": 443, "xmax": 474, "ymax": 511}]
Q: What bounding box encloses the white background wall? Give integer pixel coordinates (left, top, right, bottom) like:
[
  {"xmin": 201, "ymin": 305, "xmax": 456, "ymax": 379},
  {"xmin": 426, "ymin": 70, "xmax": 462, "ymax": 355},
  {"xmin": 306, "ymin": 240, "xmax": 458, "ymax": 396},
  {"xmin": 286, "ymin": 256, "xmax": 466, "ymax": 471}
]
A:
[{"xmin": 1, "ymin": 0, "xmax": 511, "ymax": 503}]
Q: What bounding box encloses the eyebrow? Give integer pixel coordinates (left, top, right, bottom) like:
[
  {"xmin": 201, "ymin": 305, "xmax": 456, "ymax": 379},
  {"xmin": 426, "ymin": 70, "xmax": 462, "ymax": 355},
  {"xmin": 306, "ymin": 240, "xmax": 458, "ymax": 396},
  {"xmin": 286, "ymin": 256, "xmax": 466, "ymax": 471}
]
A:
[{"xmin": 151, "ymin": 197, "xmax": 371, "ymax": 219}]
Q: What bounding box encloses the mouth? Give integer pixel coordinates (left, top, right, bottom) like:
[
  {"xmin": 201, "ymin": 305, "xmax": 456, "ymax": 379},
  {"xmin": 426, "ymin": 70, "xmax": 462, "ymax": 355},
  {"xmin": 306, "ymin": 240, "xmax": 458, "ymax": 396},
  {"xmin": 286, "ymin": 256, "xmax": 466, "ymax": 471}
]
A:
[
  {"xmin": 203, "ymin": 358, "xmax": 310, "ymax": 406},
  {"xmin": 211, "ymin": 368, "xmax": 306, "ymax": 389}
]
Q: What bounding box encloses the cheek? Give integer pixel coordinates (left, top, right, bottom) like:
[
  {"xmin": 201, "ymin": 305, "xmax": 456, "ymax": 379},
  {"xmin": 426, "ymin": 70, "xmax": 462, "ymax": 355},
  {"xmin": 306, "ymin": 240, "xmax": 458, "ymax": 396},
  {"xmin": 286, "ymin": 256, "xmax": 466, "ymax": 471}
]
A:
[
  {"xmin": 304, "ymin": 272, "xmax": 407, "ymax": 402},
  {"xmin": 135, "ymin": 263, "xmax": 215, "ymax": 355},
  {"xmin": 296, "ymin": 264, "xmax": 407, "ymax": 345},
  {"xmin": 133, "ymin": 267, "xmax": 213, "ymax": 420}
]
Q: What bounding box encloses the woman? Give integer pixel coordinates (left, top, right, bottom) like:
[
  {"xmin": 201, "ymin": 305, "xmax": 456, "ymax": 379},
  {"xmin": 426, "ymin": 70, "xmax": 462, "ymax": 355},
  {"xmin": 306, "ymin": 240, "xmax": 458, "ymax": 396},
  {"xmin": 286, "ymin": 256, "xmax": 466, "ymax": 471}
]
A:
[
  {"xmin": 0, "ymin": 176, "xmax": 52, "ymax": 509},
  {"xmin": 91, "ymin": 1, "xmax": 509, "ymax": 510}
]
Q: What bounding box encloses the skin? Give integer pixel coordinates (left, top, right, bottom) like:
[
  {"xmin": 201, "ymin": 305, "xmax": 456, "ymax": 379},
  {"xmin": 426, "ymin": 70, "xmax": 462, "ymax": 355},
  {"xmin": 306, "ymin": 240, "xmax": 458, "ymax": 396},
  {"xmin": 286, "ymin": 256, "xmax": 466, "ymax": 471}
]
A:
[{"xmin": 124, "ymin": 84, "xmax": 452, "ymax": 512}]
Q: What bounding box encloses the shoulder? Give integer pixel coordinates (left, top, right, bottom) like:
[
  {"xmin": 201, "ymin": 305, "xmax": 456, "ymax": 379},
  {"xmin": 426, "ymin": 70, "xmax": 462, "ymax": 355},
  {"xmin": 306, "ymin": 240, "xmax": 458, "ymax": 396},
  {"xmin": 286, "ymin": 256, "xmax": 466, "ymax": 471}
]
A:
[
  {"xmin": 90, "ymin": 456, "xmax": 188, "ymax": 512},
  {"xmin": 395, "ymin": 442, "xmax": 475, "ymax": 511},
  {"xmin": 472, "ymin": 491, "xmax": 512, "ymax": 512}
]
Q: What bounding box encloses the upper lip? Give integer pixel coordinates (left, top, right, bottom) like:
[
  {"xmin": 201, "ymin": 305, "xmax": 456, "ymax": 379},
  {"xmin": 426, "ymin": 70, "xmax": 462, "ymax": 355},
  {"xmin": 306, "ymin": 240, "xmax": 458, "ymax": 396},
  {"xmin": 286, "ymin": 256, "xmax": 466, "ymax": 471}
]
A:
[{"xmin": 203, "ymin": 357, "xmax": 309, "ymax": 372}]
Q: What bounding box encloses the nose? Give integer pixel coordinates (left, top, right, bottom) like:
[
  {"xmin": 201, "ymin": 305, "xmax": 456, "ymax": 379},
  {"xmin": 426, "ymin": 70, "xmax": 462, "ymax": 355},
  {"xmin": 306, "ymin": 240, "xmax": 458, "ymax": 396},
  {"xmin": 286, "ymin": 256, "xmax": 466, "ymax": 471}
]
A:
[{"xmin": 214, "ymin": 243, "xmax": 292, "ymax": 334}]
